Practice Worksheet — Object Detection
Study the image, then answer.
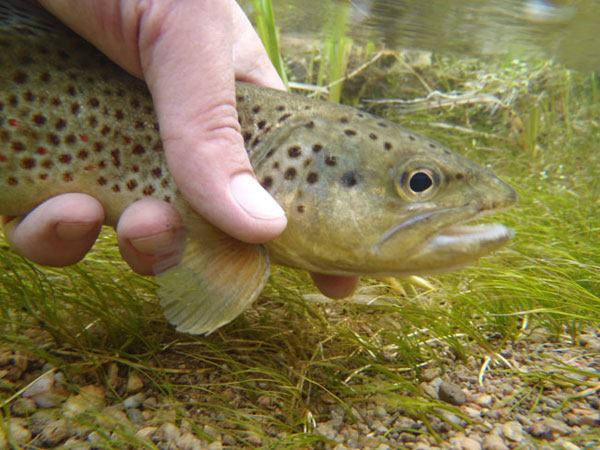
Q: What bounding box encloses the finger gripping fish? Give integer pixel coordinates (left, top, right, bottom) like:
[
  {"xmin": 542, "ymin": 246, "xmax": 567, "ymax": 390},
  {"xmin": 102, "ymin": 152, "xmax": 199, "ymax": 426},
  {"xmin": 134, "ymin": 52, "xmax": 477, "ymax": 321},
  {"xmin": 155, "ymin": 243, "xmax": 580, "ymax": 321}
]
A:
[{"xmin": 0, "ymin": 1, "xmax": 517, "ymax": 334}]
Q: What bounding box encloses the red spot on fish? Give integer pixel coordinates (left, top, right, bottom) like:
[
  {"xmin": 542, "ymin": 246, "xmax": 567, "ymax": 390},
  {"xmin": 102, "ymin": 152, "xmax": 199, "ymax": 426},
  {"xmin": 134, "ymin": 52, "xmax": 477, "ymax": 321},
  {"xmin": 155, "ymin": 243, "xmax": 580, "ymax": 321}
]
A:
[
  {"xmin": 123, "ymin": 136, "xmax": 132, "ymax": 144},
  {"xmin": 132, "ymin": 165, "xmax": 140, "ymax": 173},
  {"xmin": 84, "ymin": 165, "xmax": 97, "ymax": 171},
  {"xmin": 39, "ymin": 173, "xmax": 48, "ymax": 180},
  {"xmin": 0, "ymin": 155, "xmax": 7, "ymax": 162},
  {"xmin": 37, "ymin": 147, "xmax": 49, "ymax": 155},
  {"xmin": 79, "ymin": 134, "xmax": 88, "ymax": 142},
  {"xmin": 8, "ymin": 119, "xmax": 19, "ymax": 127}
]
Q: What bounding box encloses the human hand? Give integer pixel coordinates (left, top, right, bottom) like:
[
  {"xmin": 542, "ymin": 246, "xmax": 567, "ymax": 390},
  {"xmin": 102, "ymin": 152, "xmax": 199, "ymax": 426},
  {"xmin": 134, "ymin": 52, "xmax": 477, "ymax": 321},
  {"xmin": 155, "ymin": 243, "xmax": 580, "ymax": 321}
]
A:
[{"xmin": 3, "ymin": 0, "xmax": 358, "ymax": 299}]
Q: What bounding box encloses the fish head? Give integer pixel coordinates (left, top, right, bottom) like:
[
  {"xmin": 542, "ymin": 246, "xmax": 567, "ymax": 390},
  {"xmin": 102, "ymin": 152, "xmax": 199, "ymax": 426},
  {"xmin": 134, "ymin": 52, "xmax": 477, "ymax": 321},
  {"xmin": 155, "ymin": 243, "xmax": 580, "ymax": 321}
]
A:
[{"xmin": 264, "ymin": 111, "xmax": 517, "ymax": 276}]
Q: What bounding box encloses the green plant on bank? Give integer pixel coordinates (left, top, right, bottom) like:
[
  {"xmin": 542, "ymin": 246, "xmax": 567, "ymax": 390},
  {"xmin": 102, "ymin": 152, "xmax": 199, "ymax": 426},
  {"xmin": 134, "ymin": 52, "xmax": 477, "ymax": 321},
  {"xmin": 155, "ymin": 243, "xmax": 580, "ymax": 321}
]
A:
[{"xmin": 1, "ymin": 22, "xmax": 600, "ymax": 450}]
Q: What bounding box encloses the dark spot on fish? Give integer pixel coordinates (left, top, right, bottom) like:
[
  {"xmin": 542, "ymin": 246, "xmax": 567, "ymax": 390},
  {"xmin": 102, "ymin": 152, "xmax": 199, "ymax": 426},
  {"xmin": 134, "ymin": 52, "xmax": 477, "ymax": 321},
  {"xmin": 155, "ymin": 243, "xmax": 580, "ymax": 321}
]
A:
[
  {"xmin": 304, "ymin": 105, "xmax": 311, "ymax": 111},
  {"xmin": 143, "ymin": 185, "xmax": 155, "ymax": 196},
  {"xmin": 112, "ymin": 184, "xmax": 120, "ymax": 192},
  {"xmin": 42, "ymin": 160, "xmax": 53, "ymax": 169},
  {"xmin": 272, "ymin": 162, "xmax": 279, "ymax": 169},
  {"xmin": 377, "ymin": 122, "xmax": 388, "ymax": 128},
  {"xmin": 151, "ymin": 167, "xmax": 162, "ymax": 178},
  {"xmin": 429, "ymin": 143, "xmax": 437, "ymax": 149},
  {"xmin": 408, "ymin": 135, "xmax": 416, "ymax": 141},
  {"xmin": 115, "ymin": 109, "xmax": 124, "ymax": 120},
  {"xmin": 55, "ymin": 119, "xmax": 67, "ymax": 130},
  {"xmin": 89, "ymin": 97, "xmax": 100, "ymax": 108},
  {"xmin": 357, "ymin": 113, "xmax": 365, "ymax": 118},
  {"xmin": 7, "ymin": 177, "xmax": 18, "ymax": 186},
  {"xmin": 297, "ymin": 205, "xmax": 305, "ymax": 213},
  {"xmin": 127, "ymin": 179, "xmax": 138, "ymax": 191},
  {"xmin": 304, "ymin": 121, "xmax": 314, "ymax": 129},
  {"xmin": 131, "ymin": 98, "xmax": 140, "ymax": 109},
  {"xmin": 57, "ymin": 50, "xmax": 69, "ymax": 61},
  {"xmin": 251, "ymin": 136, "xmax": 261, "ymax": 147},
  {"xmin": 279, "ymin": 113, "xmax": 292, "ymax": 122},
  {"xmin": 456, "ymin": 173, "xmax": 464, "ymax": 180},
  {"xmin": 13, "ymin": 71, "xmax": 27, "ymax": 84},
  {"xmin": 51, "ymin": 97, "xmax": 61, "ymax": 106},
  {"xmin": 344, "ymin": 129, "xmax": 357, "ymax": 137},
  {"xmin": 9, "ymin": 95, "xmax": 18, "ymax": 106},
  {"xmin": 97, "ymin": 177, "xmax": 107, "ymax": 186},
  {"xmin": 21, "ymin": 157, "xmax": 36, "ymax": 169},
  {"xmin": 312, "ymin": 144, "xmax": 323, "ymax": 153},
  {"xmin": 325, "ymin": 156, "xmax": 337, "ymax": 166},
  {"xmin": 384, "ymin": 142, "xmax": 392, "ymax": 151},
  {"xmin": 117, "ymin": 89, "xmax": 125, "ymax": 98},
  {"xmin": 33, "ymin": 114, "xmax": 47, "ymax": 126},
  {"xmin": 276, "ymin": 105, "xmax": 285, "ymax": 112},
  {"xmin": 134, "ymin": 120, "xmax": 145, "ymax": 130},
  {"xmin": 0, "ymin": 102, "xmax": 3, "ymax": 111},
  {"xmin": 64, "ymin": 134, "xmax": 76, "ymax": 145},
  {"xmin": 303, "ymin": 158, "xmax": 313, "ymax": 168},
  {"xmin": 242, "ymin": 131, "xmax": 253, "ymax": 142},
  {"xmin": 257, "ymin": 120, "xmax": 267, "ymax": 129},
  {"xmin": 161, "ymin": 179, "xmax": 169, "ymax": 188},
  {"xmin": 66, "ymin": 85, "xmax": 76, "ymax": 96},
  {"xmin": 307, "ymin": 172, "xmax": 319, "ymax": 184},
  {"xmin": 98, "ymin": 160, "xmax": 106, "ymax": 169},
  {"xmin": 133, "ymin": 144, "xmax": 145, "ymax": 155},
  {"xmin": 88, "ymin": 116, "xmax": 98, "ymax": 127},
  {"xmin": 58, "ymin": 154, "xmax": 72, "ymax": 164},
  {"xmin": 443, "ymin": 149, "xmax": 451, "ymax": 155},
  {"xmin": 287, "ymin": 146, "xmax": 301, "ymax": 158},
  {"xmin": 341, "ymin": 171, "xmax": 361, "ymax": 187},
  {"xmin": 62, "ymin": 172, "xmax": 73, "ymax": 182},
  {"xmin": 101, "ymin": 126, "xmax": 111, "ymax": 136},
  {"xmin": 77, "ymin": 150, "xmax": 89, "ymax": 160},
  {"xmin": 19, "ymin": 55, "xmax": 33, "ymax": 65},
  {"xmin": 94, "ymin": 142, "xmax": 104, "ymax": 153},
  {"xmin": 11, "ymin": 141, "xmax": 25, "ymax": 152},
  {"xmin": 71, "ymin": 103, "xmax": 81, "ymax": 115},
  {"xmin": 252, "ymin": 105, "xmax": 261, "ymax": 114},
  {"xmin": 39, "ymin": 173, "xmax": 48, "ymax": 180},
  {"xmin": 340, "ymin": 117, "xmax": 349, "ymax": 124},
  {"xmin": 153, "ymin": 144, "xmax": 163, "ymax": 152},
  {"xmin": 23, "ymin": 91, "xmax": 35, "ymax": 102},
  {"xmin": 144, "ymin": 106, "xmax": 154, "ymax": 115},
  {"xmin": 37, "ymin": 147, "xmax": 48, "ymax": 155},
  {"xmin": 40, "ymin": 72, "xmax": 51, "ymax": 83},
  {"xmin": 236, "ymin": 95, "xmax": 245, "ymax": 103},
  {"xmin": 111, "ymin": 149, "xmax": 120, "ymax": 168},
  {"xmin": 261, "ymin": 176, "xmax": 273, "ymax": 189},
  {"xmin": 48, "ymin": 134, "xmax": 60, "ymax": 146},
  {"xmin": 369, "ymin": 133, "xmax": 378, "ymax": 140},
  {"xmin": 284, "ymin": 168, "xmax": 297, "ymax": 180}
]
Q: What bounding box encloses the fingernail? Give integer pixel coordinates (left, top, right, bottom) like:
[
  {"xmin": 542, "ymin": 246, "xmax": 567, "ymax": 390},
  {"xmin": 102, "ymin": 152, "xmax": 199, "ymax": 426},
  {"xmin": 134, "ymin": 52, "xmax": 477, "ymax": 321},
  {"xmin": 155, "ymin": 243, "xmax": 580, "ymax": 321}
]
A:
[
  {"xmin": 56, "ymin": 221, "xmax": 98, "ymax": 241},
  {"xmin": 129, "ymin": 231, "xmax": 177, "ymax": 256},
  {"xmin": 230, "ymin": 172, "xmax": 285, "ymax": 220}
]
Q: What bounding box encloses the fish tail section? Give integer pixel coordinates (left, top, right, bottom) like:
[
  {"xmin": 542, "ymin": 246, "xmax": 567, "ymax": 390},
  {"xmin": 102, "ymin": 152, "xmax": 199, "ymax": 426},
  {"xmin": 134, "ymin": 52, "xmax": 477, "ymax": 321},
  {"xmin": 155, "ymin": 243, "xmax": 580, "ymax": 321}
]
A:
[{"xmin": 155, "ymin": 212, "xmax": 270, "ymax": 335}]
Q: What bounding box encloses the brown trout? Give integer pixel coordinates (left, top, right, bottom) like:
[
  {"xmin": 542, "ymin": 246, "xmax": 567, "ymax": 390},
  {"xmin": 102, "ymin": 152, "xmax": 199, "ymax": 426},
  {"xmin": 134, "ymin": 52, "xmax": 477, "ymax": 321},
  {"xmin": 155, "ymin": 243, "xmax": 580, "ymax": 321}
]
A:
[{"xmin": 0, "ymin": 1, "xmax": 517, "ymax": 334}]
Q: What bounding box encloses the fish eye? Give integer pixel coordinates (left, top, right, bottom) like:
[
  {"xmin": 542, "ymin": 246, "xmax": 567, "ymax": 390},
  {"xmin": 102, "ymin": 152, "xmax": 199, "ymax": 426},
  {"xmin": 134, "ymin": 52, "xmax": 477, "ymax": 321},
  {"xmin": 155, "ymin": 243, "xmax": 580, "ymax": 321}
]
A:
[{"xmin": 395, "ymin": 165, "xmax": 441, "ymax": 201}]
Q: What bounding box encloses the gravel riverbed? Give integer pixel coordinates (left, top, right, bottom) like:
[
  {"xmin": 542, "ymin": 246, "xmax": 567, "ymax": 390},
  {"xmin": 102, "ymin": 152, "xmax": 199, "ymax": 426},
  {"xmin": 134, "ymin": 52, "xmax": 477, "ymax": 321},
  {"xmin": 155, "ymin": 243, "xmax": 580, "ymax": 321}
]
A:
[{"xmin": 1, "ymin": 328, "xmax": 598, "ymax": 449}]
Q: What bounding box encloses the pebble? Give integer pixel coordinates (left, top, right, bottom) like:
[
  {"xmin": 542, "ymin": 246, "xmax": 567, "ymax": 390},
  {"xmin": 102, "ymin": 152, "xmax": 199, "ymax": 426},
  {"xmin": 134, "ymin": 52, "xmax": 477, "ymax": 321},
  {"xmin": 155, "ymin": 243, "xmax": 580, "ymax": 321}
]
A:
[
  {"xmin": 123, "ymin": 391, "xmax": 145, "ymax": 409},
  {"xmin": 11, "ymin": 397, "xmax": 37, "ymax": 416},
  {"xmin": 474, "ymin": 394, "xmax": 494, "ymax": 408},
  {"xmin": 0, "ymin": 418, "xmax": 31, "ymax": 448},
  {"xmin": 544, "ymin": 417, "xmax": 572, "ymax": 436},
  {"xmin": 126, "ymin": 372, "xmax": 144, "ymax": 394},
  {"xmin": 155, "ymin": 421, "xmax": 181, "ymax": 442},
  {"xmin": 458, "ymin": 436, "xmax": 482, "ymax": 450},
  {"xmin": 176, "ymin": 432, "xmax": 205, "ymax": 450},
  {"xmin": 502, "ymin": 420, "xmax": 524, "ymax": 442},
  {"xmin": 482, "ymin": 434, "xmax": 509, "ymax": 450},
  {"xmin": 438, "ymin": 380, "xmax": 467, "ymax": 405},
  {"xmin": 135, "ymin": 426, "xmax": 158, "ymax": 440},
  {"xmin": 39, "ymin": 418, "xmax": 71, "ymax": 447},
  {"xmin": 206, "ymin": 441, "xmax": 223, "ymax": 450}
]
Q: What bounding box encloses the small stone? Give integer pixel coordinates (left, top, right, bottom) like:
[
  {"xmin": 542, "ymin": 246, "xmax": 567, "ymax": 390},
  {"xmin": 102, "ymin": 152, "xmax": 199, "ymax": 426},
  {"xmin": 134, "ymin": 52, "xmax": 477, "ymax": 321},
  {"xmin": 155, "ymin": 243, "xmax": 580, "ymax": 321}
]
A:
[
  {"xmin": 502, "ymin": 421, "xmax": 524, "ymax": 442},
  {"xmin": 374, "ymin": 405, "xmax": 387, "ymax": 418},
  {"xmin": 375, "ymin": 444, "xmax": 391, "ymax": 450},
  {"xmin": 207, "ymin": 441, "xmax": 223, "ymax": 450},
  {"xmin": 142, "ymin": 396, "xmax": 158, "ymax": 409},
  {"xmin": 528, "ymin": 421, "xmax": 551, "ymax": 439},
  {"xmin": 244, "ymin": 431, "xmax": 263, "ymax": 446},
  {"xmin": 107, "ymin": 363, "xmax": 121, "ymax": 391},
  {"xmin": 441, "ymin": 410, "xmax": 466, "ymax": 427},
  {"xmin": 96, "ymin": 406, "xmax": 131, "ymax": 430},
  {"xmin": 459, "ymin": 436, "xmax": 482, "ymax": 450},
  {"xmin": 203, "ymin": 425, "xmax": 220, "ymax": 440},
  {"xmin": 257, "ymin": 395, "xmax": 272, "ymax": 408},
  {"xmin": 438, "ymin": 380, "xmax": 466, "ymax": 405},
  {"xmin": 63, "ymin": 388, "xmax": 105, "ymax": 418},
  {"xmin": 482, "ymin": 434, "xmax": 509, "ymax": 450},
  {"xmin": 3, "ymin": 419, "xmax": 31, "ymax": 447},
  {"xmin": 11, "ymin": 397, "xmax": 37, "ymax": 416},
  {"xmin": 86, "ymin": 431, "xmax": 103, "ymax": 444},
  {"xmin": 176, "ymin": 432, "xmax": 204, "ymax": 450},
  {"xmin": 332, "ymin": 444, "xmax": 348, "ymax": 450},
  {"xmin": 29, "ymin": 411, "xmax": 54, "ymax": 435},
  {"xmin": 544, "ymin": 418, "xmax": 571, "ymax": 436},
  {"xmin": 316, "ymin": 422, "xmax": 338, "ymax": 440},
  {"xmin": 155, "ymin": 422, "xmax": 180, "ymax": 442},
  {"xmin": 421, "ymin": 366, "xmax": 441, "ymax": 382},
  {"xmin": 123, "ymin": 392, "xmax": 145, "ymax": 409},
  {"xmin": 463, "ymin": 406, "xmax": 482, "ymax": 419},
  {"xmin": 135, "ymin": 426, "xmax": 158, "ymax": 440},
  {"xmin": 420, "ymin": 382, "xmax": 439, "ymax": 399},
  {"xmin": 79, "ymin": 385, "xmax": 105, "ymax": 410},
  {"xmin": 62, "ymin": 437, "xmax": 92, "ymax": 450},
  {"xmin": 22, "ymin": 371, "xmax": 54, "ymax": 398},
  {"xmin": 127, "ymin": 408, "xmax": 145, "ymax": 424},
  {"xmin": 560, "ymin": 441, "xmax": 581, "ymax": 450},
  {"xmin": 475, "ymin": 394, "xmax": 494, "ymax": 408},
  {"xmin": 39, "ymin": 418, "xmax": 72, "ymax": 447},
  {"xmin": 126, "ymin": 372, "xmax": 144, "ymax": 394}
]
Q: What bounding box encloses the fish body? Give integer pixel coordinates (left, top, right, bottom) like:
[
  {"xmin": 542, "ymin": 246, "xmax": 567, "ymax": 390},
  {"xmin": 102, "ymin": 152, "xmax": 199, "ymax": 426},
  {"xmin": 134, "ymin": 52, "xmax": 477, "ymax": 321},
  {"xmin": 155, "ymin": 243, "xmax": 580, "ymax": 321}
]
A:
[{"xmin": 0, "ymin": 1, "xmax": 517, "ymax": 334}]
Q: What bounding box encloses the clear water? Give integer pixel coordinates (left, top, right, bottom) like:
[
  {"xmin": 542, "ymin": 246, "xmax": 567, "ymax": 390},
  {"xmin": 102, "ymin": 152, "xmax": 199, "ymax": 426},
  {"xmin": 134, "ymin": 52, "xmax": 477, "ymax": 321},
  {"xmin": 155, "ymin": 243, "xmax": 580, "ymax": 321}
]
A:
[{"xmin": 242, "ymin": 0, "xmax": 600, "ymax": 71}]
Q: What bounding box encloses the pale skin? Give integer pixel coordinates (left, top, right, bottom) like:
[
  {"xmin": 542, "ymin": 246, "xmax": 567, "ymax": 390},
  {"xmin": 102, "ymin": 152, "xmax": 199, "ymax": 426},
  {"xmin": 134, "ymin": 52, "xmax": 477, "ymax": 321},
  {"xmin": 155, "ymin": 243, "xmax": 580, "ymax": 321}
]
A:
[{"xmin": 3, "ymin": 0, "xmax": 358, "ymax": 298}]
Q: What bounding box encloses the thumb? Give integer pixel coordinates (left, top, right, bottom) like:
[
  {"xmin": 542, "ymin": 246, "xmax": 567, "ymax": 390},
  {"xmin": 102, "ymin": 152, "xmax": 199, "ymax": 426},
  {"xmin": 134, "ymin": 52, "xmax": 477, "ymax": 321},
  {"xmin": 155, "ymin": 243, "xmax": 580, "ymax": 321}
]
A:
[{"xmin": 138, "ymin": 0, "xmax": 287, "ymax": 243}]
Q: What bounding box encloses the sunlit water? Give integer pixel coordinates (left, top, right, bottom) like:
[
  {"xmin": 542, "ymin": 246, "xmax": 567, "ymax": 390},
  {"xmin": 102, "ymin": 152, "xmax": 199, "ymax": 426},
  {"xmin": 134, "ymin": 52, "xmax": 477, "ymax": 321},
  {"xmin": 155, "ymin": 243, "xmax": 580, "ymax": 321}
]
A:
[{"xmin": 241, "ymin": 0, "xmax": 600, "ymax": 71}]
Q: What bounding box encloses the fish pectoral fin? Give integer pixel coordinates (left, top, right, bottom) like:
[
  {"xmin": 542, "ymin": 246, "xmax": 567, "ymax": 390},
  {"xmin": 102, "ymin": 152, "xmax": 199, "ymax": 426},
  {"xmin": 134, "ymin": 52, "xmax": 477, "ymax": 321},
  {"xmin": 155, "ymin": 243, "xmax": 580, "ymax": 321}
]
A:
[{"xmin": 155, "ymin": 219, "xmax": 270, "ymax": 335}]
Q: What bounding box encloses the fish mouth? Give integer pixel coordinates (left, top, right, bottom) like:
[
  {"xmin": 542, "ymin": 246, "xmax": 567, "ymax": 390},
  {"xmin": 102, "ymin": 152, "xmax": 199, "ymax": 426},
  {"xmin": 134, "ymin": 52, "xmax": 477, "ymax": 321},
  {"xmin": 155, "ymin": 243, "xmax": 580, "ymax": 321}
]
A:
[{"xmin": 427, "ymin": 222, "xmax": 514, "ymax": 251}]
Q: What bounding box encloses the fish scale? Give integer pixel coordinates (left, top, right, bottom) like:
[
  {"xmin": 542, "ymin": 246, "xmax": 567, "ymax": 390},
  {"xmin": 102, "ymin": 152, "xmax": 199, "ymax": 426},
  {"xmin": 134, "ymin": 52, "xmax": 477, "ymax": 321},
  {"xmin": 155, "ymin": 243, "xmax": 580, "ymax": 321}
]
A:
[{"xmin": 0, "ymin": 1, "xmax": 517, "ymax": 335}]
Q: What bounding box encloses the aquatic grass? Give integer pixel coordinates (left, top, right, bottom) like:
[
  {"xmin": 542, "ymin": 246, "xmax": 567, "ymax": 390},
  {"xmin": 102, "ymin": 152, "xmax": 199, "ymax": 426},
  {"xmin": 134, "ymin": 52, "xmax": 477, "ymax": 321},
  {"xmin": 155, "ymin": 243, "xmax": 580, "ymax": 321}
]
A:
[
  {"xmin": 252, "ymin": 0, "xmax": 289, "ymax": 88},
  {"xmin": 1, "ymin": 45, "xmax": 599, "ymax": 447}
]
